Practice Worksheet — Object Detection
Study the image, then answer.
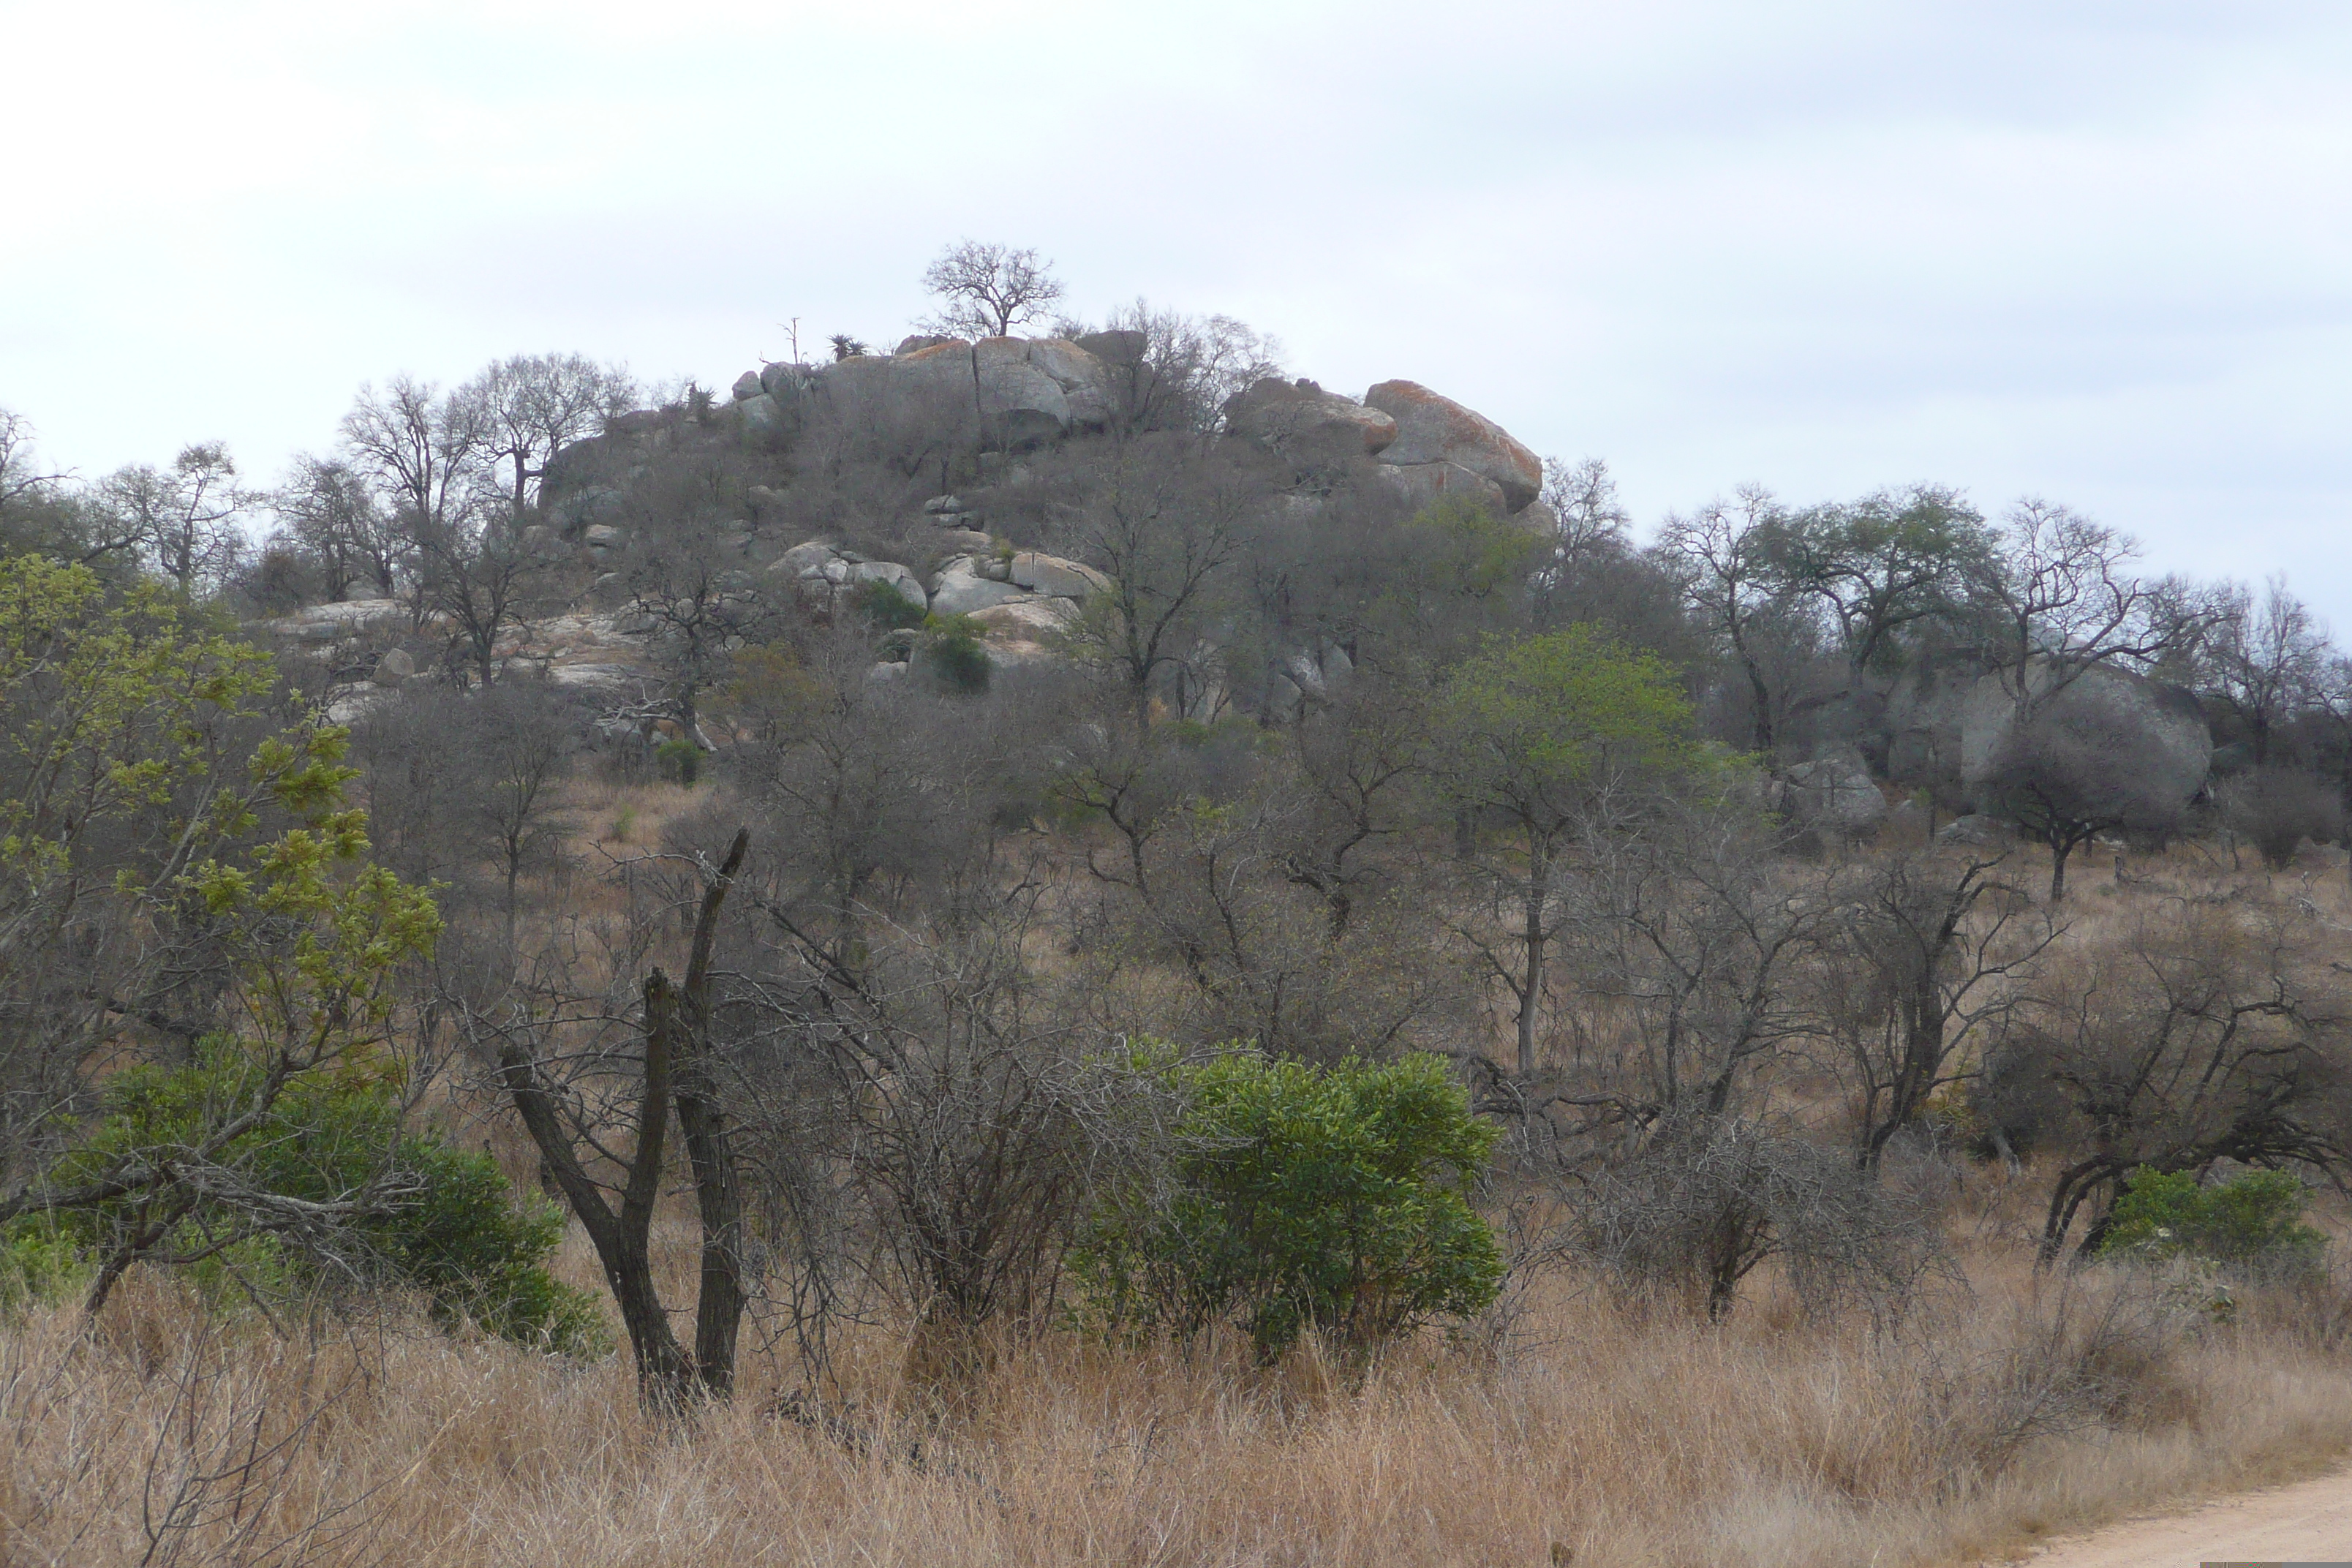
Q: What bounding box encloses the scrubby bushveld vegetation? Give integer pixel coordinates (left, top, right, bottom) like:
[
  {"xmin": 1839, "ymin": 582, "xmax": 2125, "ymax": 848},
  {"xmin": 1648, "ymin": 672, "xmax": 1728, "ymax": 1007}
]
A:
[{"xmin": 10, "ymin": 246, "xmax": 2352, "ymax": 1564}]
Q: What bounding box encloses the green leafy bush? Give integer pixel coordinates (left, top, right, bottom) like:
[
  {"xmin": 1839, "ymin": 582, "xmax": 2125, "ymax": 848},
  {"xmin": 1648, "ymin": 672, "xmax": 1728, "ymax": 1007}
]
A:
[
  {"xmin": 920, "ymin": 612, "xmax": 992, "ymax": 694},
  {"xmin": 0, "ymin": 1220, "xmax": 87, "ymax": 1313},
  {"xmin": 382, "ymin": 1138, "xmax": 610, "ymax": 1354},
  {"xmin": 656, "ymin": 736, "xmax": 701, "ymax": 786},
  {"xmin": 1073, "ymin": 1047, "xmax": 1501, "ymax": 1361},
  {"xmin": 2099, "ymin": 1166, "xmax": 2324, "ymax": 1276},
  {"xmin": 24, "ymin": 1040, "xmax": 608, "ymax": 1354},
  {"xmin": 854, "ymin": 579, "xmax": 929, "ymax": 631}
]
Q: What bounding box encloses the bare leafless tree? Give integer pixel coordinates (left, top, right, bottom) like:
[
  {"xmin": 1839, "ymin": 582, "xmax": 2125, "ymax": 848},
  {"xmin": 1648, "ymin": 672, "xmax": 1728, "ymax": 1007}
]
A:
[
  {"xmin": 1971, "ymin": 500, "xmax": 2208, "ymax": 721},
  {"xmin": 2207, "ymin": 574, "xmax": 2328, "ymax": 766},
  {"xmin": 96, "ymin": 443, "xmax": 249, "ymax": 595},
  {"xmin": 2010, "ymin": 902, "xmax": 2352, "ymax": 1264},
  {"xmin": 919, "ymin": 240, "xmax": 1066, "ymax": 339},
  {"xmin": 1817, "ymin": 849, "xmax": 2054, "ymax": 1168},
  {"xmin": 1057, "ymin": 434, "xmax": 1264, "ymax": 731},
  {"xmin": 456, "ymin": 353, "xmax": 637, "ymax": 526},
  {"xmin": 272, "ymin": 454, "xmax": 402, "ymax": 600}
]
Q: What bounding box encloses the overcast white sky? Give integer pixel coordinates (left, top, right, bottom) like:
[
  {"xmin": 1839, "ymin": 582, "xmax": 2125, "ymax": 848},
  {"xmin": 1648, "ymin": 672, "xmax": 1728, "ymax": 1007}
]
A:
[{"xmin": 4, "ymin": 2, "xmax": 2348, "ymax": 617}]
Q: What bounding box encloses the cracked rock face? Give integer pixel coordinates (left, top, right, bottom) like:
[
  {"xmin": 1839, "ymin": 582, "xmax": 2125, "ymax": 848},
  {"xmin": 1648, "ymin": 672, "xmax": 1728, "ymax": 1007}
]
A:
[
  {"xmin": 796, "ymin": 336, "xmax": 1122, "ymax": 451},
  {"xmin": 1223, "ymin": 378, "xmax": 1398, "ymax": 459}
]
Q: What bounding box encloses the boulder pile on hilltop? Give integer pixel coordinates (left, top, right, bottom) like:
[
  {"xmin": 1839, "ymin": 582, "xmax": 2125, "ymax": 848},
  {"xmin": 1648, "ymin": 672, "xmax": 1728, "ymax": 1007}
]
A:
[{"xmin": 259, "ymin": 328, "xmax": 1560, "ymax": 734}]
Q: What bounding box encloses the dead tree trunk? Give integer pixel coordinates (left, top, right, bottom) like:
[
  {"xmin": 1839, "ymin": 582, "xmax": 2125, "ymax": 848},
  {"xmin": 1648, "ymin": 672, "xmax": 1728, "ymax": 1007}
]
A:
[{"xmin": 500, "ymin": 828, "xmax": 750, "ymax": 1410}]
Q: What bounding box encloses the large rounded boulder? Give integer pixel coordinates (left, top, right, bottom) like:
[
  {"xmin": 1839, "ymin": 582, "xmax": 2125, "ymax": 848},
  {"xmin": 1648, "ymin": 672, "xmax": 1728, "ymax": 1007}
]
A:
[
  {"xmin": 1364, "ymin": 380, "xmax": 1542, "ymax": 514},
  {"xmin": 1959, "ymin": 661, "xmax": 2211, "ymax": 813},
  {"xmin": 1224, "ymin": 377, "xmax": 1398, "ymax": 458}
]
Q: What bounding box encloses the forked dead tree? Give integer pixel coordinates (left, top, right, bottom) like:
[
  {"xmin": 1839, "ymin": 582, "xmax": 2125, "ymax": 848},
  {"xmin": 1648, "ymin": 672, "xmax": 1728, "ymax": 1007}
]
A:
[{"xmin": 491, "ymin": 829, "xmax": 750, "ymax": 1408}]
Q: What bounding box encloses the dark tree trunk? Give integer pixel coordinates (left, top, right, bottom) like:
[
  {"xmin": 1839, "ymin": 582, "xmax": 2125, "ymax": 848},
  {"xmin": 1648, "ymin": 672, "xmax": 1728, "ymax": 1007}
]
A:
[
  {"xmin": 500, "ymin": 828, "xmax": 751, "ymax": 1411},
  {"xmin": 1517, "ymin": 835, "xmax": 1549, "ymax": 1078}
]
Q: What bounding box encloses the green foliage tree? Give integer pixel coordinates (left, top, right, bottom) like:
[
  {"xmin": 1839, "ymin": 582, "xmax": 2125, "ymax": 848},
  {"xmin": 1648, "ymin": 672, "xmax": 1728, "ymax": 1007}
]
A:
[
  {"xmin": 1441, "ymin": 625, "xmax": 1704, "ymax": 1074},
  {"xmin": 0, "ymin": 555, "xmax": 443, "ymax": 1315},
  {"xmin": 1074, "ymin": 1047, "xmax": 1501, "ymax": 1362}
]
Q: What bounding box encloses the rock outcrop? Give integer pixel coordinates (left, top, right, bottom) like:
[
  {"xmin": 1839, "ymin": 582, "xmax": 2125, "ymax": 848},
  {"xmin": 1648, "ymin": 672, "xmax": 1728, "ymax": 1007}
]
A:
[
  {"xmin": 1959, "ymin": 661, "xmax": 2212, "ymax": 813},
  {"xmin": 734, "ymin": 336, "xmax": 1122, "ymax": 451},
  {"xmin": 1222, "ymin": 378, "xmax": 1398, "ymax": 459},
  {"xmin": 1778, "ymin": 753, "xmax": 1888, "ymax": 836},
  {"xmin": 1364, "ymin": 380, "xmax": 1542, "ymax": 514}
]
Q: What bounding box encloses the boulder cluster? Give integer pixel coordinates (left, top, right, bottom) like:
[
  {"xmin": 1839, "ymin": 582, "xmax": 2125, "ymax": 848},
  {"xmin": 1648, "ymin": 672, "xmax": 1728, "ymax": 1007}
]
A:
[
  {"xmin": 728, "ymin": 331, "xmax": 1149, "ymax": 451},
  {"xmin": 1221, "ymin": 377, "xmax": 1550, "ymax": 529},
  {"xmin": 267, "ymin": 336, "xmax": 1570, "ymax": 726}
]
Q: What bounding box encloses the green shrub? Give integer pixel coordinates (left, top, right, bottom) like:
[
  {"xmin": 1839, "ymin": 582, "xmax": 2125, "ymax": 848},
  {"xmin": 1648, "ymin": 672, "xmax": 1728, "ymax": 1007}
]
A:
[
  {"xmin": 0, "ymin": 1220, "xmax": 88, "ymax": 1313},
  {"xmin": 2100, "ymin": 1166, "xmax": 2324, "ymax": 1276},
  {"xmin": 920, "ymin": 612, "xmax": 992, "ymax": 694},
  {"xmin": 854, "ymin": 578, "xmax": 929, "ymax": 631},
  {"xmin": 26, "ymin": 1040, "xmax": 608, "ymax": 1354},
  {"xmin": 382, "ymin": 1138, "xmax": 609, "ymax": 1355},
  {"xmin": 1073, "ymin": 1046, "xmax": 1501, "ymax": 1362},
  {"xmin": 656, "ymin": 736, "xmax": 701, "ymax": 786}
]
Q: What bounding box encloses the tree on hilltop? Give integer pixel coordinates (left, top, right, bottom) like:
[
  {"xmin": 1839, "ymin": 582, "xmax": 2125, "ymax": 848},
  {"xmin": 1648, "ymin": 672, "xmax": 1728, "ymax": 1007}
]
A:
[{"xmin": 919, "ymin": 239, "xmax": 1066, "ymax": 339}]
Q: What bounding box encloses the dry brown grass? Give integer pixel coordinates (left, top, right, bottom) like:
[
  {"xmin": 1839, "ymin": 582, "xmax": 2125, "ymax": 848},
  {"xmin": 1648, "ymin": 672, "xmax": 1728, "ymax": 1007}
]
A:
[{"xmin": 8, "ymin": 1175, "xmax": 2352, "ymax": 1568}]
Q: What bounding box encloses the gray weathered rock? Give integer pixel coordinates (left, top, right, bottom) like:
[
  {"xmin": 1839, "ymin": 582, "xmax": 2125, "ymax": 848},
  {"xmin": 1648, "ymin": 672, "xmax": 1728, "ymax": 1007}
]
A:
[
  {"xmin": 936, "ymin": 528, "xmax": 993, "ymax": 553},
  {"xmin": 370, "ymin": 647, "xmax": 416, "ymax": 687},
  {"xmin": 1223, "ymin": 378, "xmax": 1398, "ymax": 458},
  {"xmin": 1782, "ymin": 754, "xmax": 1888, "ymax": 835},
  {"xmin": 731, "ymin": 370, "xmax": 764, "ymax": 402},
  {"xmin": 965, "ymin": 597, "xmax": 1074, "ymax": 664},
  {"xmin": 774, "ymin": 540, "xmax": 837, "ymax": 576},
  {"xmin": 1378, "ymin": 461, "xmax": 1508, "ymax": 515},
  {"xmin": 1006, "ymin": 551, "xmax": 1107, "ymax": 599},
  {"xmin": 973, "ymin": 337, "xmax": 1074, "ymax": 446},
  {"xmin": 738, "ymin": 392, "xmax": 787, "ymax": 442},
  {"xmin": 1074, "ymin": 328, "xmax": 1146, "ymax": 366},
  {"xmin": 819, "ymin": 336, "xmax": 1119, "ymax": 451},
  {"xmin": 758, "ymin": 362, "xmax": 811, "ymax": 400},
  {"xmin": 1958, "ymin": 660, "xmax": 2212, "ymax": 813},
  {"xmin": 324, "ymin": 684, "xmax": 390, "ymax": 725},
  {"xmin": 583, "ymin": 524, "xmax": 625, "ymax": 552},
  {"xmin": 924, "ymin": 494, "xmax": 965, "ymax": 515},
  {"xmin": 1364, "ymin": 380, "xmax": 1542, "ymax": 513},
  {"xmin": 929, "ymin": 562, "xmax": 1031, "ymax": 617},
  {"xmin": 549, "ymin": 484, "xmax": 626, "ymax": 534},
  {"xmin": 1936, "ymin": 814, "xmax": 2010, "ymax": 846},
  {"xmin": 845, "ymin": 559, "xmax": 926, "ymax": 608},
  {"xmin": 896, "ymin": 334, "xmax": 958, "ymax": 356}
]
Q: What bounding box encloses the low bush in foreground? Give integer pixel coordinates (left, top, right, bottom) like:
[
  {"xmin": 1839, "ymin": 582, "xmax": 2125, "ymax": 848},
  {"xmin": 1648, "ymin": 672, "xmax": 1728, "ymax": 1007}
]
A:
[{"xmin": 1073, "ymin": 1047, "xmax": 1501, "ymax": 1360}]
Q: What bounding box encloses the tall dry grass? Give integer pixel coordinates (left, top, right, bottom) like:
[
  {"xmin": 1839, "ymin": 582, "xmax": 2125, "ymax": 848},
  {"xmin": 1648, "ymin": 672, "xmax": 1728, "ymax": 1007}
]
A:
[{"xmin": 8, "ymin": 1176, "xmax": 2352, "ymax": 1568}]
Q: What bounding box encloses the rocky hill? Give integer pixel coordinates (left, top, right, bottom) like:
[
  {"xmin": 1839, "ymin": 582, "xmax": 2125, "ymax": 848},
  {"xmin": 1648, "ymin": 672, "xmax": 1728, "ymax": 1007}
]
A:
[{"xmin": 261, "ymin": 333, "xmax": 1557, "ymax": 739}]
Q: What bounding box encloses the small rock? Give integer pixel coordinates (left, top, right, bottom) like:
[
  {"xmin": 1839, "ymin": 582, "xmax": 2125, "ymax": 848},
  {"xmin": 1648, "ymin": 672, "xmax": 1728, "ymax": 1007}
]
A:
[
  {"xmin": 370, "ymin": 647, "xmax": 415, "ymax": 687},
  {"xmin": 1782, "ymin": 754, "xmax": 1888, "ymax": 836},
  {"xmin": 731, "ymin": 370, "xmax": 764, "ymax": 401},
  {"xmin": 924, "ymin": 494, "xmax": 965, "ymax": 515}
]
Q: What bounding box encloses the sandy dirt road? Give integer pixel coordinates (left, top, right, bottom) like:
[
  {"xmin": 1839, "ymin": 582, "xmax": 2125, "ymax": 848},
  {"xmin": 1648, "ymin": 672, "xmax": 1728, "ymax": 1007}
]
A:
[{"xmin": 2004, "ymin": 1465, "xmax": 2352, "ymax": 1566}]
